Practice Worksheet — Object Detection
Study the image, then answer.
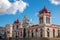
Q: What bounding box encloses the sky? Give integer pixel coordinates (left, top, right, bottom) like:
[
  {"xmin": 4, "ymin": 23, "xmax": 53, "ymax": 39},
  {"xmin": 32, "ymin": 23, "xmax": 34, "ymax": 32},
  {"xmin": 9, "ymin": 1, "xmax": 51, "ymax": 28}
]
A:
[{"xmin": 0, "ymin": 0, "xmax": 60, "ymax": 27}]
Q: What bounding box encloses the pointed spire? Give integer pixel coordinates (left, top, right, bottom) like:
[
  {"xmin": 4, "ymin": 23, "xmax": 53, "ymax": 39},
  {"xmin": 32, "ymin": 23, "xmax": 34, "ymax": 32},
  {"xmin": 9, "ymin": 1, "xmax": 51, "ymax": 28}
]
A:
[
  {"xmin": 16, "ymin": 19, "xmax": 19, "ymax": 22},
  {"xmin": 39, "ymin": 6, "xmax": 50, "ymax": 14},
  {"xmin": 43, "ymin": 6, "xmax": 47, "ymax": 11},
  {"xmin": 24, "ymin": 16, "xmax": 29, "ymax": 21},
  {"xmin": 23, "ymin": 16, "xmax": 29, "ymax": 24}
]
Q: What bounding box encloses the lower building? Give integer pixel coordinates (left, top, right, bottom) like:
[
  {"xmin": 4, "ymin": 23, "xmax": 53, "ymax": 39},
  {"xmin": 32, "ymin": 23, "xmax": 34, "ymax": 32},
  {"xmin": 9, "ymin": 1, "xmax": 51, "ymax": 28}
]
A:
[
  {"xmin": 5, "ymin": 24, "xmax": 13, "ymax": 38},
  {"xmin": 0, "ymin": 27, "xmax": 5, "ymax": 38}
]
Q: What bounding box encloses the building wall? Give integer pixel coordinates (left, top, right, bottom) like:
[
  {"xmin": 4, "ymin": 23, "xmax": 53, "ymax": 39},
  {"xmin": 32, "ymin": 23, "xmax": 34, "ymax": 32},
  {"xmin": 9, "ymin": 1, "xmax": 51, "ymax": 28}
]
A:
[
  {"xmin": 44, "ymin": 27, "xmax": 53, "ymax": 38},
  {"xmin": 6, "ymin": 24, "xmax": 60, "ymax": 38},
  {"xmin": 5, "ymin": 24, "xmax": 13, "ymax": 38},
  {"xmin": 44, "ymin": 26, "xmax": 60, "ymax": 38},
  {"xmin": 0, "ymin": 27, "xmax": 5, "ymax": 38},
  {"xmin": 54, "ymin": 28, "xmax": 58, "ymax": 37}
]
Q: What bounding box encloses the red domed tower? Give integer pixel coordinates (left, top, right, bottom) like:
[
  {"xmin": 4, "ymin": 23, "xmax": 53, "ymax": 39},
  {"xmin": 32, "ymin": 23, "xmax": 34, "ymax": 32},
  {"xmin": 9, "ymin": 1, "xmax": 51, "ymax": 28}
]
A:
[
  {"xmin": 13, "ymin": 19, "xmax": 21, "ymax": 30},
  {"xmin": 38, "ymin": 6, "xmax": 51, "ymax": 26}
]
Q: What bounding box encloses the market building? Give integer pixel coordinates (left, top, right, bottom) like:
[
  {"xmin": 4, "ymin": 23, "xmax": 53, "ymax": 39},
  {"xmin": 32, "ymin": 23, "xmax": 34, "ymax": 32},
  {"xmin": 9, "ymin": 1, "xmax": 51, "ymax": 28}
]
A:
[{"xmin": 5, "ymin": 7, "xmax": 60, "ymax": 38}]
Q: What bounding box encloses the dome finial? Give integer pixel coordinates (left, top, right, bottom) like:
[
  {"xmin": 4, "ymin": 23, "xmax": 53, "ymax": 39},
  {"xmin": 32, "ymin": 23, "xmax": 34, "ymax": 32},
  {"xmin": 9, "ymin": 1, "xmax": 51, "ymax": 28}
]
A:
[
  {"xmin": 39, "ymin": 6, "xmax": 50, "ymax": 14},
  {"xmin": 14, "ymin": 19, "xmax": 20, "ymax": 24},
  {"xmin": 44, "ymin": 6, "xmax": 46, "ymax": 9}
]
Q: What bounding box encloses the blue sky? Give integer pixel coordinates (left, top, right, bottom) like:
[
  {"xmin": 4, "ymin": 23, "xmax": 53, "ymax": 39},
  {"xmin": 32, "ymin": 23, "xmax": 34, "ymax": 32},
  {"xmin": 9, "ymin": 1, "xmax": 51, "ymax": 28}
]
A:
[{"xmin": 0, "ymin": 0, "xmax": 60, "ymax": 27}]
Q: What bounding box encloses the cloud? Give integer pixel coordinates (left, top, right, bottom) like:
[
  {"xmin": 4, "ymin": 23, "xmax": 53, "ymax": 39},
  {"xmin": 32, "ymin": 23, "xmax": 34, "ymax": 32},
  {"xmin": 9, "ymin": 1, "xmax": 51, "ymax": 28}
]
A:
[
  {"xmin": 0, "ymin": 0, "xmax": 28, "ymax": 15},
  {"xmin": 50, "ymin": 0, "xmax": 60, "ymax": 5}
]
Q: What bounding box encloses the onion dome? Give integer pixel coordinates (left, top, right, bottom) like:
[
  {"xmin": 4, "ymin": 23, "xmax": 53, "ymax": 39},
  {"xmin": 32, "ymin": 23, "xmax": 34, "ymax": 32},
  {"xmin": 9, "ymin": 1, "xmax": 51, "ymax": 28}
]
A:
[
  {"xmin": 14, "ymin": 19, "xmax": 21, "ymax": 24},
  {"xmin": 39, "ymin": 6, "xmax": 50, "ymax": 14}
]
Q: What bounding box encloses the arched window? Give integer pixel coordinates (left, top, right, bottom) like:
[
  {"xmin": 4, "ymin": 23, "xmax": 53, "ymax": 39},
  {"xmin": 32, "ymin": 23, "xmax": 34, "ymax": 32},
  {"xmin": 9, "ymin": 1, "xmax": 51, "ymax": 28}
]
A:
[
  {"xmin": 13, "ymin": 25, "xmax": 14, "ymax": 29},
  {"xmin": 46, "ymin": 18, "xmax": 50, "ymax": 23},
  {"xmin": 58, "ymin": 30, "xmax": 60, "ymax": 37},
  {"xmin": 28, "ymin": 30, "xmax": 30, "ymax": 37},
  {"xmin": 20, "ymin": 30, "xmax": 22, "ymax": 37},
  {"xmin": 32, "ymin": 30, "xmax": 33, "ymax": 37},
  {"xmin": 35, "ymin": 28, "xmax": 38, "ymax": 37},
  {"xmin": 16, "ymin": 25, "xmax": 18, "ymax": 30},
  {"xmin": 47, "ymin": 28, "xmax": 49, "ymax": 37},
  {"xmin": 23, "ymin": 28, "xmax": 26, "ymax": 38},
  {"xmin": 40, "ymin": 28, "xmax": 43, "ymax": 37},
  {"xmin": 16, "ymin": 32, "xmax": 18, "ymax": 38},
  {"xmin": 53, "ymin": 29, "xmax": 55, "ymax": 37},
  {"xmin": 40, "ymin": 17, "xmax": 43, "ymax": 24}
]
